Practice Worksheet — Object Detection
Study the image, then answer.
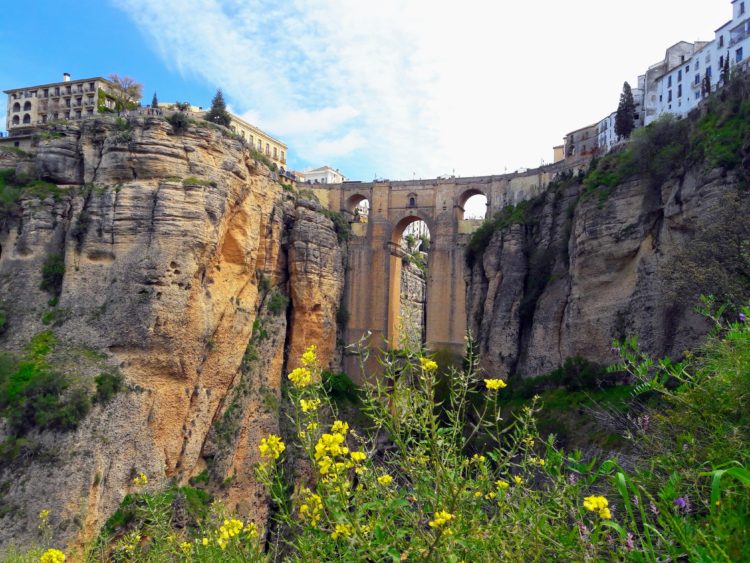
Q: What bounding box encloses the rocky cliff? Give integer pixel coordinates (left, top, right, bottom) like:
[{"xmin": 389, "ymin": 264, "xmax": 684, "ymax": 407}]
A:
[
  {"xmin": 0, "ymin": 117, "xmax": 344, "ymax": 549},
  {"xmin": 467, "ymin": 161, "xmax": 748, "ymax": 379}
]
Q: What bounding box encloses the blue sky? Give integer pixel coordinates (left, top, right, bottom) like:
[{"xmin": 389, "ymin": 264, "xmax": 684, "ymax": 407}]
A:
[{"xmin": 1, "ymin": 1, "xmax": 731, "ymax": 180}]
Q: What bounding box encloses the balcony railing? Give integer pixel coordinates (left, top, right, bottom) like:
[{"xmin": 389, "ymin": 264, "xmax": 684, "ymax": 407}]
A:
[{"xmin": 731, "ymin": 27, "xmax": 749, "ymax": 46}]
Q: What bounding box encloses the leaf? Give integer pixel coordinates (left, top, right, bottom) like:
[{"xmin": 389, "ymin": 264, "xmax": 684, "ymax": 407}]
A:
[{"xmin": 600, "ymin": 519, "xmax": 626, "ymax": 538}]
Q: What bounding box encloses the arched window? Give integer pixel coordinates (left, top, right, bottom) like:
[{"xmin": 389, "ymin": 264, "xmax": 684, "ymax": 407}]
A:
[
  {"xmin": 12, "ymin": 102, "xmax": 20, "ymax": 112},
  {"xmin": 408, "ymin": 197, "xmax": 416, "ymax": 208},
  {"xmin": 23, "ymin": 101, "xmax": 32, "ymax": 111},
  {"xmin": 265, "ymin": 143, "xmax": 270, "ymax": 155},
  {"xmin": 22, "ymin": 114, "xmax": 31, "ymax": 124},
  {"xmin": 12, "ymin": 115, "xmax": 20, "ymax": 125},
  {"xmin": 459, "ymin": 190, "xmax": 488, "ymax": 220}
]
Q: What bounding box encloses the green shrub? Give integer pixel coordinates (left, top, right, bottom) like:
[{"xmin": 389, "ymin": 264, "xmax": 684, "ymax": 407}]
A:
[
  {"xmin": 167, "ymin": 112, "xmax": 191, "ymax": 133},
  {"xmin": 321, "ymin": 208, "xmax": 351, "ymax": 243},
  {"xmin": 466, "ymin": 201, "xmax": 531, "ymax": 266},
  {"xmin": 40, "ymin": 254, "xmax": 65, "ymax": 296},
  {"xmin": 322, "ymin": 370, "xmax": 360, "ymax": 404},
  {"xmin": 41, "ymin": 307, "xmax": 68, "ymax": 327},
  {"xmin": 71, "ymin": 211, "xmax": 91, "ymax": 251},
  {"xmin": 267, "ymin": 292, "xmax": 288, "ymax": 316},
  {"xmin": 94, "ymin": 372, "xmax": 123, "ymax": 404}
]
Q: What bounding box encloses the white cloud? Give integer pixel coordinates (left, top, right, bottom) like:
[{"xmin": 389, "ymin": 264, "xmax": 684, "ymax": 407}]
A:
[{"xmin": 113, "ymin": 0, "xmax": 730, "ymax": 179}]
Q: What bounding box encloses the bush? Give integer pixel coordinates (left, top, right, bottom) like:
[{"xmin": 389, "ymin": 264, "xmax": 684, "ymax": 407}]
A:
[
  {"xmin": 322, "ymin": 370, "xmax": 359, "ymax": 404},
  {"xmin": 267, "ymin": 292, "xmax": 288, "ymax": 316},
  {"xmin": 40, "ymin": 254, "xmax": 65, "ymax": 296},
  {"xmin": 466, "ymin": 201, "xmax": 531, "ymax": 267},
  {"xmin": 167, "ymin": 112, "xmax": 191, "ymax": 133},
  {"xmin": 94, "ymin": 372, "xmax": 123, "ymax": 404}
]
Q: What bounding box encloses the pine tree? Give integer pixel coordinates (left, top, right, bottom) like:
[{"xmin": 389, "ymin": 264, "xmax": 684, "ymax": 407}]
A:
[
  {"xmin": 615, "ymin": 81, "xmax": 636, "ymax": 140},
  {"xmin": 205, "ymin": 89, "xmax": 231, "ymax": 127},
  {"xmin": 151, "ymin": 92, "xmax": 159, "ymax": 108}
]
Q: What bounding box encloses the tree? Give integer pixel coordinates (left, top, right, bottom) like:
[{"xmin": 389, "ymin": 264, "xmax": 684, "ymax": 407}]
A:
[
  {"xmin": 615, "ymin": 81, "xmax": 636, "ymax": 140},
  {"xmin": 108, "ymin": 74, "xmax": 143, "ymax": 114},
  {"xmin": 151, "ymin": 92, "xmax": 159, "ymax": 108},
  {"xmin": 204, "ymin": 89, "xmax": 231, "ymax": 127}
]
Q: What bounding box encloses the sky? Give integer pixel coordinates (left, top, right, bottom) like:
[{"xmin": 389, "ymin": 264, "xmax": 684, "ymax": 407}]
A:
[{"xmin": 0, "ymin": 1, "xmax": 732, "ymax": 181}]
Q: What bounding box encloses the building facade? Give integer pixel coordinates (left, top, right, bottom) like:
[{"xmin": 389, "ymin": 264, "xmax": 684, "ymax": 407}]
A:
[
  {"xmin": 4, "ymin": 74, "xmax": 120, "ymax": 133},
  {"xmin": 597, "ymin": 76, "xmax": 645, "ymax": 153},
  {"xmin": 563, "ymin": 123, "xmax": 599, "ymax": 160},
  {"xmin": 225, "ymin": 113, "xmax": 287, "ymax": 169},
  {"xmin": 301, "ymin": 166, "xmax": 347, "ymax": 184},
  {"xmin": 646, "ymin": 1, "xmax": 750, "ymax": 124}
]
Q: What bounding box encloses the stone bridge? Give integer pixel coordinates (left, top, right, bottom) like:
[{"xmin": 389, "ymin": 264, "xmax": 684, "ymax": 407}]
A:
[{"xmin": 310, "ymin": 166, "xmax": 562, "ymax": 377}]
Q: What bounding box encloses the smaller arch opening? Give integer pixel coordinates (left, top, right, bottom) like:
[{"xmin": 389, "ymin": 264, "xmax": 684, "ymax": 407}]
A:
[
  {"xmin": 22, "ymin": 114, "xmax": 31, "ymax": 125},
  {"xmin": 346, "ymin": 194, "xmax": 370, "ymax": 223},
  {"xmin": 23, "ymin": 101, "xmax": 32, "ymax": 111},
  {"xmin": 458, "ymin": 189, "xmax": 488, "ymax": 220},
  {"xmin": 12, "ymin": 102, "xmax": 20, "ymax": 112},
  {"xmin": 12, "ymin": 115, "xmax": 20, "ymax": 126}
]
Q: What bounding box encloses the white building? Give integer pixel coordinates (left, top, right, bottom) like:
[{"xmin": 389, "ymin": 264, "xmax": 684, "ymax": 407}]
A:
[
  {"xmin": 646, "ymin": 0, "xmax": 750, "ymax": 124},
  {"xmin": 301, "ymin": 165, "xmax": 346, "ymax": 184}
]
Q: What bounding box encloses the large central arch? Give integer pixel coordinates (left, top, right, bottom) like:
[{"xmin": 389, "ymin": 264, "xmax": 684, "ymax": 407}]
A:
[{"xmin": 387, "ymin": 214, "xmax": 432, "ymax": 348}]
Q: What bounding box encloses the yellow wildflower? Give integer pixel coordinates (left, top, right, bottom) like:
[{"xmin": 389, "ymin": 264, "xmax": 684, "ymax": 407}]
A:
[
  {"xmin": 583, "ymin": 495, "xmax": 611, "ymax": 519},
  {"xmin": 484, "ymin": 378, "xmax": 507, "ymax": 390},
  {"xmin": 331, "ymin": 523, "xmax": 353, "ymax": 539},
  {"xmin": 428, "ymin": 510, "xmax": 454, "ymax": 528},
  {"xmin": 485, "ymin": 491, "xmax": 497, "ymax": 500},
  {"xmin": 530, "ymin": 456, "xmax": 546, "ymax": 466},
  {"xmin": 244, "ymin": 522, "xmax": 258, "ymax": 538},
  {"xmin": 419, "ymin": 357, "xmax": 438, "ymax": 371},
  {"xmin": 471, "ymin": 453, "xmax": 486, "ymax": 463},
  {"xmin": 180, "ymin": 542, "xmax": 191, "ymax": 554},
  {"xmin": 40, "ymin": 549, "xmax": 66, "ymax": 563},
  {"xmin": 474, "ymin": 491, "xmax": 482, "ymax": 498},
  {"xmin": 39, "ymin": 509, "xmax": 50, "ymax": 520},
  {"xmin": 513, "ymin": 476, "xmax": 523, "ymax": 485},
  {"xmin": 350, "ymin": 451, "xmax": 366, "ymax": 463},
  {"xmin": 299, "ymin": 492, "xmax": 323, "ymax": 525},
  {"xmin": 288, "ymin": 367, "xmax": 312, "ymax": 387},
  {"xmin": 300, "ymin": 398, "xmax": 321, "ymax": 412},
  {"xmin": 495, "ymin": 479, "xmax": 510, "ymax": 490},
  {"xmin": 259, "ymin": 434, "xmax": 286, "ymax": 461},
  {"xmin": 132, "ymin": 472, "xmax": 148, "ymax": 487},
  {"xmin": 377, "ymin": 474, "xmax": 393, "ymax": 485},
  {"xmin": 307, "ymin": 421, "xmax": 319, "ymax": 431},
  {"xmin": 201, "ymin": 537, "xmax": 210, "ymax": 546},
  {"xmin": 301, "ymin": 345, "xmax": 318, "ymax": 367},
  {"xmin": 331, "ymin": 420, "xmax": 349, "ymax": 435},
  {"xmin": 522, "ymin": 436, "xmax": 534, "ymax": 446}
]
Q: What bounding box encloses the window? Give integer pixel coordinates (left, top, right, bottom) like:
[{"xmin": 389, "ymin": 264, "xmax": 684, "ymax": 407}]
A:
[
  {"xmin": 11, "ymin": 115, "xmax": 19, "ymax": 125},
  {"xmin": 678, "ymin": 69, "xmax": 682, "ymax": 81},
  {"xmin": 695, "ymin": 92, "xmax": 700, "ymax": 100},
  {"xmin": 408, "ymin": 197, "xmax": 416, "ymax": 208},
  {"xmin": 43, "ymin": 88, "xmax": 48, "ymax": 98},
  {"xmin": 12, "ymin": 102, "xmax": 20, "ymax": 112},
  {"xmin": 695, "ymin": 73, "xmax": 701, "ymax": 84},
  {"xmin": 265, "ymin": 143, "xmax": 270, "ymax": 155},
  {"xmin": 668, "ymin": 76, "xmax": 672, "ymax": 87},
  {"xmin": 737, "ymin": 47, "xmax": 744, "ymax": 63},
  {"xmin": 719, "ymin": 35, "xmax": 724, "ymax": 48},
  {"xmin": 668, "ymin": 90, "xmax": 673, "ymax": 102},
  {"xmin": 720, "ymin": 55, "xmax": 724, "ymax": 69},
  {"xmin": 257, "ymin": 139, "xmax": 261, "ymax": 150},
  {"xmin": 65, "ymin": 85, "xmax": 71, "ymax": 95},
  {"xmin": 742, "ymin": 2, "xmax": 746, "ymax": 15},
  {"xmin": 75, "ymin": 110, "xmax": 81, "ymax": 119},
  {"xmin": 696, "ymin": 60, "xmax": 700, "ymax": 70},
  {"xmin": 659, "ymin": 94, "xmax": 663, "ymax": 102},
  {"xmin": 23, "ymin": 101, "xmax": 31, "ymax": 111},
  {"xmin": 89, "ymin": 82, "xmax": 95, "ymax": 91},
  {"xmin": 686, "ymin": 64, "xmax": 690, "ymax": 72},
  {"xmin": 54, "ymin": 87, "xmax": 60, "ymax": 96},
  {"xmin": 273, "ymin": 147, "xmax": 277, "ymax": 158},
  {"xmin": 678, "ymin": 85, "xmax": 682, "ymax": 98},
  {"xmin": 706, "ymin": 66, "xmax": 712, "ymax": 78},
  {"xmin": 281, "ymin": 151, "xmax": 285, "ymax": 162},
  {"xmin": 22, "ymin": 114, "xmax": 31, "ymax": 124}
]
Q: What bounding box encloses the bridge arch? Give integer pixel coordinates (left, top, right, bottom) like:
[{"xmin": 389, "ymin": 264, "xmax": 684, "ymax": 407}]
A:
[
  {"xmin": 457, "ymin": 188, "xmax": 488, "ymax": 220},
  {"xmin": 388, "ymin": 214, "xmax": 431, "ymax": 348}
]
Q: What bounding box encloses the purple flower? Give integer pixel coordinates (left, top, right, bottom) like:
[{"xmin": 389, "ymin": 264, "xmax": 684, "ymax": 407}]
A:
[
  {"xmin": 674, "ymin": 497, "xmax": 687, "ymax": 511},
  {"xmin": 610, "ymin": 346, "xmax": 621, "ymax": 354},
  {"xmin": 625, "ymin": 532, "xmax": 635, "ymax": 551},
  {"xmin": 649, "ymin": 501, "xmax": 659, "ymax": 516},
  {"xmin": 739, "ymin": 313, "xmax": 747, "ymax": 323}
]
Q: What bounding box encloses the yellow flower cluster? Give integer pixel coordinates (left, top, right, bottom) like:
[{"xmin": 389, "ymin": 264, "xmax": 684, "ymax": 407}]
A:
[
  {"xmin": 513, "ymin": 476, "xmax": 523, "ymax": 486},
  {"xmin": 40, "ymin": 549, "xmax": 65, "ymax": 563},
  {"xmin": 314, "ymin": 421, "xmax": 353, "ymax": 477},
  {"xmin": 484, "ymin": 378, "xmax": 507, "ymax": 390},
  {"xmin": 288, "ymin": 367, "xmax": 312, "ymax": 388},
  {"xmin": 259, "ymin": 434, "xmax": 286, "ymax": 461},
  {"xmin": 132, "ymin": 472, "xmax": 148, "ymax": 487},
  {"xmin": 331, "ymin": 420, "xmax": 349, "ymax": 434},
  {"xmin": 377, "ymin": 474, "xmax": 393, "ymax": 486},
  {"xmin": 299, "ymin": 490, "xmax": 323, "ymax": 525},
  {"xmin": 530, "ymin": 456, "xmax": 546, "ymax": 466},
  {"xmin": 215, "ymin": 518, "xmax": 244, "ymax": 549},
  {"xmin": 300, "ymin": 398, "xmax": 321, "ymax": 412},
  {"xmin": 495, "ymin": 479, "xmax": 510, "ymax": 490},
  {"xmin": 179, "ymin": 541, "xmax": 191, "ymax": 554},
  {"xmin": 419, "ymin": 357, "xmax": 438, "ymax": 371},
  {"xmin": 350, "ymin": 451, "xmax": 366, "ymax": 463},
  {"xmin": 428, "ymin": 510, "xmax": 454, "ymax": 528},
  {"xmin": 38, "ymin": 509, "xmax": 50, "ymax": 520},
  {"xmin": 331, "ymin": 523, "xmax": 353, "ymax": 539},
  {"xmin": 301, "ymin": 345, "xmax": 318, "ymax": 367},
  {"xmin": 583, "ymin": 495, "xmax": 612, "ymax": 519}
]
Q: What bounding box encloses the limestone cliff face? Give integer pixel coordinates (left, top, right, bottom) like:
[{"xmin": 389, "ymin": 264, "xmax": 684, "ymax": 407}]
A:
[
  {"xmin": 0, "ymin": 118, "xmax": 344, "ymax": 547},
  {"xmin": 467, "ymin": 167, "xmax": 741, "ymax": 378}
]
